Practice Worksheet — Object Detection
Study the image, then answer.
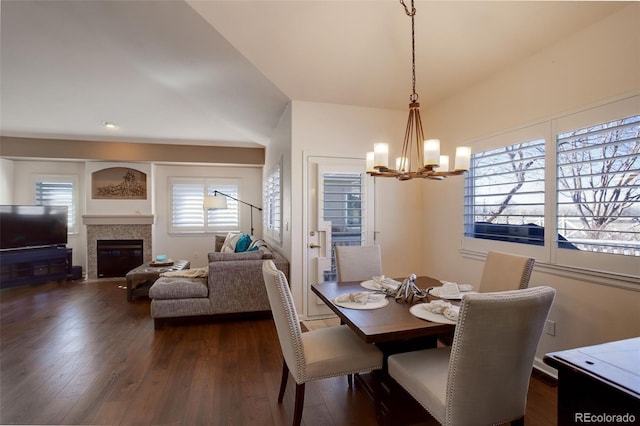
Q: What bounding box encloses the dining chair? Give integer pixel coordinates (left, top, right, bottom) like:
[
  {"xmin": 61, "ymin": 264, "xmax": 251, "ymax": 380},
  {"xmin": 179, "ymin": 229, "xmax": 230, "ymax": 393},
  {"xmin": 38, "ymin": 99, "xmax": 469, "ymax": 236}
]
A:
[
  {"xmin": 261, "ymin": 260, "xmax": 383, "ymax": 426},
  {"xmin": 478, "ymin": 250, "xmax": 535, "ymax": 292},
  {"xmin": 388, "ymin": 286, "xmax": 556, "ymax": 426},
  {"xmin": 334, "ymin": 244, "xmax": 383, "ymax": 282}
]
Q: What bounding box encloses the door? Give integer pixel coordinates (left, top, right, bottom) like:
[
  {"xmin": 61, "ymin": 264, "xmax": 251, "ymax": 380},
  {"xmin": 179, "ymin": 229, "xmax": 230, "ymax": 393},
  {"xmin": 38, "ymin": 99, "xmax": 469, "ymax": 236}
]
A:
[{"xmin": 306, "ymin": 156, "xmax": 374, "ymax": 318}]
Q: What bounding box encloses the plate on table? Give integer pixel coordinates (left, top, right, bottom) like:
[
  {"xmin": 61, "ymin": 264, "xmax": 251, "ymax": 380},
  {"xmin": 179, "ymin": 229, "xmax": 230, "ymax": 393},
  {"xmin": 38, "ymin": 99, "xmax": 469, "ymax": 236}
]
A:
[
  {"xmin": 360, "ymin": 280, "xmax": 382, "ymax": 291},
  {"xmin": 428, "ymin": 286, "xmax": 474, "ymax": 300},
  {"xmin": 409, "ymin": 303, "xmax": 457, "ymax": 324},
  {"xmin": 333, "ymin": 294, "xmax": 389, "ymax": 310}
]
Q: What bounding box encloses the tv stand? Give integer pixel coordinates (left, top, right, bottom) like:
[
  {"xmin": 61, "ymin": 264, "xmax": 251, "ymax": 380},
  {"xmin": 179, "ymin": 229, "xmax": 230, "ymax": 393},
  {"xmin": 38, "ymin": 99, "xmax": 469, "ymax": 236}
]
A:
[{"xmin": 0, "ymin": 246, "xmax": 70, "ymax": 288}]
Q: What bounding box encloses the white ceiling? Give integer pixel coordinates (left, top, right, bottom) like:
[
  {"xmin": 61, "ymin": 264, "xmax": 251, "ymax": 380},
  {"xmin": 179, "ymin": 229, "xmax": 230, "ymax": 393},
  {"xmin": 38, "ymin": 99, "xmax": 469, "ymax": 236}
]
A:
[{"xmin": 0, "ymin": 1, "xmax": 627, "ymax": 148}]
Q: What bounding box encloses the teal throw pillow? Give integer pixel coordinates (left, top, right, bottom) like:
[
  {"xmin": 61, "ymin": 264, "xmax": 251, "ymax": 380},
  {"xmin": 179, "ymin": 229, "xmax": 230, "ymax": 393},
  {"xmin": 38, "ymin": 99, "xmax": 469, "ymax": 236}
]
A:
[{"xmin": 234, "ymin": 234, "xmax": 252, "ymax": 253}]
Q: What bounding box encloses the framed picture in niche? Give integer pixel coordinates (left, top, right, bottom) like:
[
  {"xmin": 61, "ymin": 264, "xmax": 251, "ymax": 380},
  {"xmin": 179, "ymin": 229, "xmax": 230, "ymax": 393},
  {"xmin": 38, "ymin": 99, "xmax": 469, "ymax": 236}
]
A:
[{"xmin": 92, "ymin": 167, "xmax": 147, "ymax": 200}]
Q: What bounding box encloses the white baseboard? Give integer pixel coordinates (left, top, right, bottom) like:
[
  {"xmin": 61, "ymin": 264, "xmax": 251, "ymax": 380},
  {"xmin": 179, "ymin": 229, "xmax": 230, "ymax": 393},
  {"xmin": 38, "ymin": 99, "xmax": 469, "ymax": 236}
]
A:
[{"xmin": 533, "ymin": 356, "xmax": 557, "ymax": 380}]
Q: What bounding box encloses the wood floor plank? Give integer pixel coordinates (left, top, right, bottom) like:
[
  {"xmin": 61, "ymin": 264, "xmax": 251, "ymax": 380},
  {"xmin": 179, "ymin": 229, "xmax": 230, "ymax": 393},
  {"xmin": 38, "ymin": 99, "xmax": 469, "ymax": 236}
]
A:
[{"xmin": 1, "ymin": 278, "xmax": 558, "ymax": 425}]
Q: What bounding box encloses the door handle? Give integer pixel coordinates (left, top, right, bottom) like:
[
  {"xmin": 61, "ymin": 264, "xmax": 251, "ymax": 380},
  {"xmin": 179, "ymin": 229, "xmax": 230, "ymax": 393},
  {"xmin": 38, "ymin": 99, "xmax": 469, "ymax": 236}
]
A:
[{"xmin": 309, "ymin": 243, "xmax": 321, "ymax": 249}]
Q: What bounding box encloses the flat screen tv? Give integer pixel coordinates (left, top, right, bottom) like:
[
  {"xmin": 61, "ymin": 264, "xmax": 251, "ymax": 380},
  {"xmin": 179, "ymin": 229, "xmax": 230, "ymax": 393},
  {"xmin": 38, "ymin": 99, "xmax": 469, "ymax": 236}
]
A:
[{"xmin": 0, "ymin": 205, "xmax": 68, "ymax": 250}]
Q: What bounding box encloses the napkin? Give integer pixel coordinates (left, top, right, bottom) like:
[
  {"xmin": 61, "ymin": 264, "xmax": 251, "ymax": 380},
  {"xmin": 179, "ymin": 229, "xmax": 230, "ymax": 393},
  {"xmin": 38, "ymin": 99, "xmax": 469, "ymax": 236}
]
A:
[
  {"xmin": 372, "ymin": 275, "xmax": 402, "ymax": 292},
  {"xmin": 334, "ymin": 291, "xmax": 386, "ymax": 305},
  {"xmin": 422, "ymin": 300, "xmax": 460, "ymax": 321}
]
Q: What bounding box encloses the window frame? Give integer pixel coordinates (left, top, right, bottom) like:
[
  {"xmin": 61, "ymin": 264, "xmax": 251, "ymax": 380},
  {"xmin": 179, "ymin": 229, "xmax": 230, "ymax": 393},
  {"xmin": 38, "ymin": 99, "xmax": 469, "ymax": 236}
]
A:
[
  {"xmin": 461, "ymin": 95, "xmax": 639, "ymax": 279},
  {"xmin": 263, "ymin": 160, "xmax": 282, "ymax": 244},
  {"xmin": 169, "ymin": 177, "xmax": 241, "ymax": 235},
  {"xmin": 32, "ymin": 174, "xmax": 78, "ymax": 235}
]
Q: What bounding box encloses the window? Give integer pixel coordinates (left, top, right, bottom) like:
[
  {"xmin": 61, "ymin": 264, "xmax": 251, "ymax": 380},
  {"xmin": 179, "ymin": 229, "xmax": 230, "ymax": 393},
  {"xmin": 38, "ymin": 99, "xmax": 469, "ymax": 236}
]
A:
[
  {"xmin": 463, "ymin": 95, "xmax": 639, "ymax": 277},
  {"xmin": 465, "ymin": 139, "xmax": 546, "ymax": 246},
  {"xmin": 264, "ymin": 162, "xmax": 282, "ymax": 243},
  {"xmin": 557, "ymin": 115, "xmax": 640, "ymax": 256},
  {"xmin": 170, "ymin": 178, "xmax": 239, "ymax": 233},
  {"xmin": 34, "ymin": 175, "xmax": 77, "ymax": 234},
  {"xmin": 323, "ymin": 172, "xmax": 365, "ymax": 281}
]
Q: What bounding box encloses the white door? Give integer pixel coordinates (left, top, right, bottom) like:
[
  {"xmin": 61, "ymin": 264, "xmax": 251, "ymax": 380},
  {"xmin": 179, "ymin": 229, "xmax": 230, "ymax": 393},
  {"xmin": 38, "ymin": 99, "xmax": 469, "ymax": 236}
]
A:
[{"xmin": 306, "ymin": 156, "xmax": 374, "ymax": 318}]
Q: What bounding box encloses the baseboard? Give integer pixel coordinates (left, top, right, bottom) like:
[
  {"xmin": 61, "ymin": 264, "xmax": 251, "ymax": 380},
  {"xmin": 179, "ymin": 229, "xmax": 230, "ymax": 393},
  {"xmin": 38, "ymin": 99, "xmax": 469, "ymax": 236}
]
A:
[{"xmin": 533, "ymin": 356, "xmax": 558, "ymax": 380}]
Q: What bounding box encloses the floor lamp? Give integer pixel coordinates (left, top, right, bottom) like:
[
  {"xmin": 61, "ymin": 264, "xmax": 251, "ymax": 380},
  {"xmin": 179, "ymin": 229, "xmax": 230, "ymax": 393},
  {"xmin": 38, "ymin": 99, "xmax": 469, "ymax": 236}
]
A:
[{"xmin": 204, "ymin": 190, "xmax": 262, "ymax": 236}]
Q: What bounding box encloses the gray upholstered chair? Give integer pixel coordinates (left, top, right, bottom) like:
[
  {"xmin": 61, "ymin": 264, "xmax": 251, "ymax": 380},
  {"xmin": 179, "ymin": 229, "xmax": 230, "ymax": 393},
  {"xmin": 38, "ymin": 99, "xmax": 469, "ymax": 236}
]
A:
[
  {"xmin": 478, "ymin": 251, "xmax": 535, "ymax": 292},
  {"xmin": 261, "ymin": 260, "xmax": 383, "ymax": 426},
  {"xmin": 388, "ymin": 286, "xmax": 556, "ymax": 426},
  {"xmin": 334, "ymin": 245, "xmax": 383, "ymax": 282}
]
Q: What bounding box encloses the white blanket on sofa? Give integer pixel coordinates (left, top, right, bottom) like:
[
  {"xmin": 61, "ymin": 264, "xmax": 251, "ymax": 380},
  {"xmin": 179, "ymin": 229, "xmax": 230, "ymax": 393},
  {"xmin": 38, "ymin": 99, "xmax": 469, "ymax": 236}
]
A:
[{"xmin": 160, "ymin": 267, "xmax": 208, "ymax": 278}]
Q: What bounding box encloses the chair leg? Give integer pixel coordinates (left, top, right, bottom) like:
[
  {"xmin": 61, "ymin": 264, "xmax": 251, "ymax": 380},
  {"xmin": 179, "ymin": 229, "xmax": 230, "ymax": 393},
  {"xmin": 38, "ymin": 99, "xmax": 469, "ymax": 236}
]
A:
[
  {"xmin": 292, "ymin": 382, "xmax": 305, "ymax": 426},
  {"xmin": 348, "ymin": 373, "xmax": 353, "ymax": 387},
  {"xmin": 278, "ymin": 359, "xmax": 289, "ymax": 403}
]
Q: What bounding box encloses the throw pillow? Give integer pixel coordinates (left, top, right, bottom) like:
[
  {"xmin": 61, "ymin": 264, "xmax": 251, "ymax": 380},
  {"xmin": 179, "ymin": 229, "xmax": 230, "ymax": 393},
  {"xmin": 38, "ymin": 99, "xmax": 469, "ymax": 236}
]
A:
[
  {"xmin": 221, "ymin": 232, "xmax": 242, "ymax": 253},
  {"xmin": 234, "ymin": 234, "xmax": 252, "ymax": 253}
]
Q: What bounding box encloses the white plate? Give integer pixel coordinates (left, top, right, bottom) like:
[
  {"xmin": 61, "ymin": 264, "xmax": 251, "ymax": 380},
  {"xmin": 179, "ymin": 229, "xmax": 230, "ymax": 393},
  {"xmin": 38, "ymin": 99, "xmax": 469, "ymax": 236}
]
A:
[
  {"xmin": 409, "ymin": 303, "xmax": 457, "ymax": 324},
  {"xmin": 428, "ymin": 287, "xmax": 475, "ymax": 300},
  {"xmin": 333, "ymin": 295, "xmax": 389, "ymax": 310},
  {"xmin": 360, "ymin": 280, "xmax": 382, "ymax": 291}
]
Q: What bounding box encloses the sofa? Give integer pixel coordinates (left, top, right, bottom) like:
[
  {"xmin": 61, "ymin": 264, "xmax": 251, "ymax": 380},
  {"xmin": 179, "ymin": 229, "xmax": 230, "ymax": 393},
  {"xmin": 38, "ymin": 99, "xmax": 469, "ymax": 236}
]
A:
[{"xmin": 149, "ymin": 235, "xmax": 289, "ymax": 329}]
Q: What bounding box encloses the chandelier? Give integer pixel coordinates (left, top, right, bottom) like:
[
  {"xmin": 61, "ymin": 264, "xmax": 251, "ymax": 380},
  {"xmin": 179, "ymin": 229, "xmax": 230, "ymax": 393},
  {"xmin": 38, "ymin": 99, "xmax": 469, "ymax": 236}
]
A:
[{"xmin": 367, "ymin": 0, "xmax": 471, "ymax": 181}]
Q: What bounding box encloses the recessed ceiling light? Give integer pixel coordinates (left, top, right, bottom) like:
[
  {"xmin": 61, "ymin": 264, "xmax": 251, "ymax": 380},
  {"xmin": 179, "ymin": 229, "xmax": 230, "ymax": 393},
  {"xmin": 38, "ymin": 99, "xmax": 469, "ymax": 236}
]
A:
[{"xmin": 102, "ymin": 121, "xmax": 117, "ymax": 129}]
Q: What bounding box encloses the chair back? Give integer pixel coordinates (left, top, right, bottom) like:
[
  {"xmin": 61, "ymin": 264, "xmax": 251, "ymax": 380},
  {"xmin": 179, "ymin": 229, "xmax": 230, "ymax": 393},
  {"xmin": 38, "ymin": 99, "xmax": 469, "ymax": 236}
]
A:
[
  {"xmin": 334, "ymin": 245, "xmax": 383, "ymax": 282},
  {"xmin": 446, "ymin": 286, "xmax": 555, "ymax": 425},
  {"xmin": 478, "ymin": 251, "xmax": 535, "ymax": 292},
  {"xmin": 262, "ymin": 260, "xmax": 306, "ymax": 382}
]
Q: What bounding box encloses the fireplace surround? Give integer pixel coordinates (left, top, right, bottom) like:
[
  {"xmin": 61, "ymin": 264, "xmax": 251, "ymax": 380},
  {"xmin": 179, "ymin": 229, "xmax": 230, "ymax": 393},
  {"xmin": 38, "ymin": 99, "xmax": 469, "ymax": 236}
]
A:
[{"xmin": 84, "ymin": 215, "xmax": 153, "ymax": 279}]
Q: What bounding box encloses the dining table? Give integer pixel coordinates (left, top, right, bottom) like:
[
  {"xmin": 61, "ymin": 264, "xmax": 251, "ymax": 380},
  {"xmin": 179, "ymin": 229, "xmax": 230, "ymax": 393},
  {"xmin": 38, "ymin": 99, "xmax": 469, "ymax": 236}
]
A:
[{"xmin": 311, "ymin": 275, "xmax": 459, "ymax": 424}]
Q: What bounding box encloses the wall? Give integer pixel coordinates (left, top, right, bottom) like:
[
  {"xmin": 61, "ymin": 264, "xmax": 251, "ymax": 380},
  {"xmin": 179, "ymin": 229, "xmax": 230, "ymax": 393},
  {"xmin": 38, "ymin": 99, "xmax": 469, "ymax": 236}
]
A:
[
  {"xmin": 422, "ymin": 3, "xmax": 640, "ymax": 373},
  {"xmin": 7, "ymin": 160, "xmax": 262, "ymax": 272},
  {"xmin": 0, "ymin": 158, "xmax": 13, "ymax": 204},
  {"xmin": 289, "ymin": 100, "xmax": 426, "ymax": 318}
]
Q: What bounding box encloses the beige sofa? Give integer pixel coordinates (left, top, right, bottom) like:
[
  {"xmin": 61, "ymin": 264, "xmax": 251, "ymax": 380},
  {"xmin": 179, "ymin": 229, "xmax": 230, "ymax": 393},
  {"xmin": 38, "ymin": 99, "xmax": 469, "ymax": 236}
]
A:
[{"xmin": 149, "ymin": 239, "xmax": 289, "ymax": 329}]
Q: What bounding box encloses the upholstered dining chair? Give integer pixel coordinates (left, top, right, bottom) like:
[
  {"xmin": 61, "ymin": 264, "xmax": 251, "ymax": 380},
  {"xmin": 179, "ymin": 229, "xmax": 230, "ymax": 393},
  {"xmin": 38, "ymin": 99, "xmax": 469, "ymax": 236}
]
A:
[
  {"xmin": 478, "ymin": 251, "xmax": 535, "ymax": 292},
  {"xmin": 388, "ymin": 286, "xmax": 556, "ymax": 426},
  {"xmin": 261, "ymin": 260, "xmax": 383, "ymax": 426},
  {"xmin": 334, "ymin": 245, "xmax": 383, "ymax": 282}
]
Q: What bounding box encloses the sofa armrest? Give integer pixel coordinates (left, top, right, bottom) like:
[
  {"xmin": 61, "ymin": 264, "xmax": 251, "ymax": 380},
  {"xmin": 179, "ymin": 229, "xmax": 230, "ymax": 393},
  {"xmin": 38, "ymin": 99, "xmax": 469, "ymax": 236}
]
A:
[{"xmin": 208, "ymin": 250, "xmax": 263, "ymax": 262}]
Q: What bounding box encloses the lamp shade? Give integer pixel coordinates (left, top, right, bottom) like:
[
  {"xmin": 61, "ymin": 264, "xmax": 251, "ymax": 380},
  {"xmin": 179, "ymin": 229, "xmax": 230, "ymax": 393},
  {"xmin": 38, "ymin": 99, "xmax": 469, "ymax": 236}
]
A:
[{"xmin": 204, "ymin": 195, "xmax": 228, "ymax": 210}]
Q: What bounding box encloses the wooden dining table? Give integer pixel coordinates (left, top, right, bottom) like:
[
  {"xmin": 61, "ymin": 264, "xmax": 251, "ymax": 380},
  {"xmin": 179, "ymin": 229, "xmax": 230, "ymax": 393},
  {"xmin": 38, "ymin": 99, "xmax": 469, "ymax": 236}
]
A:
[
  {"xmin": 311, "ymin": 276, "xmax": 457, "ymax": 423},
  {"xmin": 311, "ymin": 275, "xmax": 455, "ymax": 349}
]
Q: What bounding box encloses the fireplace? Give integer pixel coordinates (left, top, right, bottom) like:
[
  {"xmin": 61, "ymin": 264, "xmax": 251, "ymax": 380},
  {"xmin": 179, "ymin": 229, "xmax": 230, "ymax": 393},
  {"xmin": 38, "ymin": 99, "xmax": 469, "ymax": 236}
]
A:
[
  {"xmin": 84, "ymin": 216, "xmax": 153, "ymax": 279},
  {"xmin": 97, "ymin": 239, "xmax": 143, "ymax": 278}
]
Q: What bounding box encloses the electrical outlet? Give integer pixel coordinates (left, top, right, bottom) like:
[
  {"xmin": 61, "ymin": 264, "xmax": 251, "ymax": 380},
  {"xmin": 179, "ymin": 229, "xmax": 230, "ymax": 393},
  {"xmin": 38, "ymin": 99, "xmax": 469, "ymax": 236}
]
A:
[
  {"xmin": 545, "ymin": 320, "xmax": 556, "ymax": 336},
  {"xmin": 193, "ymin": 252, "xmax": 199, "ymax": 260}
]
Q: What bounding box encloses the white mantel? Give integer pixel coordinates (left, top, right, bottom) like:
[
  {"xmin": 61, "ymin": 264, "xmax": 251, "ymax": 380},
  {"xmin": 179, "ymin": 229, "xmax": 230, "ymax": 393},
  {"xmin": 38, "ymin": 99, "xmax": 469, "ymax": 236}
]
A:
[{"xmin": 82, "ymin": 215, "xmax": 154, "ymax": 225}]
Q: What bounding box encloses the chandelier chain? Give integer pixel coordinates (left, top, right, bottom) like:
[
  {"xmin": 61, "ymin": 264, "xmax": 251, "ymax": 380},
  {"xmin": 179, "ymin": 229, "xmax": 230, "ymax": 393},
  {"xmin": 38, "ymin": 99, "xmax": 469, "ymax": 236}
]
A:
[{"xmin": 400, "ymin": 0, "xmax": 418, "ymax": 102}]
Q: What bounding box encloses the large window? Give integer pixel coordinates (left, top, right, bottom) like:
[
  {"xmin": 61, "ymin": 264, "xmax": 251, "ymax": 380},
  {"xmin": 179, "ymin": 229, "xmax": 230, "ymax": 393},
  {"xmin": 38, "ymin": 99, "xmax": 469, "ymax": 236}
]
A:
[
  {"xmin": 556, "ymin": 115, "xmax": 640, "ymax": 256},
  {"xmin": 463, "ymin": 95, "xmax": 639, "ymax": 277},
  {"xmin": 263, "ymin": 161, "xmax": 282, "ymax": 243},
  {"xmin": 170, "ymin": 178, "xmax": 239, "ymax": 233},
  {"xmin": 34, "ymin": 175, "xmax": 77, "ymax": 234},
  {"xmin": 465, "ymin": 139, "xmax": 546, "ymax": 246}
]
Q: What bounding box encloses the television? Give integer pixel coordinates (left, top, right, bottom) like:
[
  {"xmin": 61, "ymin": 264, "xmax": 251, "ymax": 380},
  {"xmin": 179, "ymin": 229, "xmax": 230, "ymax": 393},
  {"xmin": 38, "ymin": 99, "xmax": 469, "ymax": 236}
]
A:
[{"xmin": 0, "ymin": 205, "xmax": 68, "ymax": 250}]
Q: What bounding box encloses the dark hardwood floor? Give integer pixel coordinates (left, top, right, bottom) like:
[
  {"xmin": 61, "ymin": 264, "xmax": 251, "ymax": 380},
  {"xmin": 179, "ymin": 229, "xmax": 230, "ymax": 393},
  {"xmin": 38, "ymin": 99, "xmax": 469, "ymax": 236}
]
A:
[{"xmin": 0, "ymin": 278, "xmax": 557, "ymax": 425}]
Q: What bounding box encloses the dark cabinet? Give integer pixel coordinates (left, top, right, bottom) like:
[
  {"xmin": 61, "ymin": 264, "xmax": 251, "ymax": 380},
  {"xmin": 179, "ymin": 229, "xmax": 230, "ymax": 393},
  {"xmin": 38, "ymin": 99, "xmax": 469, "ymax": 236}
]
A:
[{"xmin": 0, "ymin": 247, "xmax": 70, "ymax": 288}]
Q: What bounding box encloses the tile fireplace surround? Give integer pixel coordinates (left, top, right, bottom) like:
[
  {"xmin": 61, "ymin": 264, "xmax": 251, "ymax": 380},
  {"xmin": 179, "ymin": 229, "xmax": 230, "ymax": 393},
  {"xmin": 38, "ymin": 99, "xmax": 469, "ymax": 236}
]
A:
[{"xmin": 83, "ymin": 215, "xmax": 153, "ymax": 279}]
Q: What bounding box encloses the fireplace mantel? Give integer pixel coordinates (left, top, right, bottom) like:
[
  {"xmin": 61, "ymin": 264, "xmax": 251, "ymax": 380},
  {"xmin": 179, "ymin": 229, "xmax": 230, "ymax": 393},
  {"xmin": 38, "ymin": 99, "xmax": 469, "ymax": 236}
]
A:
[{"xmin": 82, "ymin": 215, "xmax": 154, "ymax": 225}]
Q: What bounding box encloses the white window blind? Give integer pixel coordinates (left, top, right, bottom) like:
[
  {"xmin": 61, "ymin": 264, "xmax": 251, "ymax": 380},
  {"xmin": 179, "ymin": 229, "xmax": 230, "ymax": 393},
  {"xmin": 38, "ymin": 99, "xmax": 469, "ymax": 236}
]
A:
[
  {"xmin": 264, "ymin": 162, "xmax": 281, "ymax": 243},
  {"xmin": 556, "ymin": 114, "xmax": 640, "ymax": 256},
  {"xmin": 323, "ymin": 172, "xmax": 364, "ymax": 281},
  {"xmin": 170, "ymin": 178, "xmax": 239, "ymax": 233},
  {"xmin": 464, "ymin": 139, "xmax": 546, "ymax": 245},
  {"xmin": 34, "ymin": 177, "xmax": 76, "ymax": 233}
]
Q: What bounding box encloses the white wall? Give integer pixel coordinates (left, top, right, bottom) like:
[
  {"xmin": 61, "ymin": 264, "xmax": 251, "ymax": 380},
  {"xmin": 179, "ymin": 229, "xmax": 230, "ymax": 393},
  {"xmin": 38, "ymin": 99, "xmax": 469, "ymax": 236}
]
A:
[
  {"xmin": 422, "ymin": 3, "xmax": 640, "ymax": 372},
  {"xmin": 0, "ymin": 158, "xmax": 14, "ymax": 204}
]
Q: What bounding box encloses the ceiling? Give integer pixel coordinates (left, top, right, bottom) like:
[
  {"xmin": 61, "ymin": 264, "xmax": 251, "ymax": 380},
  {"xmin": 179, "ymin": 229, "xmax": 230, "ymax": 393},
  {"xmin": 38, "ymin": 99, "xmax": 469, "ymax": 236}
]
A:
[{"xmin": 0, "ymin": 1, "xmax": 627, "ymax": 149}]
